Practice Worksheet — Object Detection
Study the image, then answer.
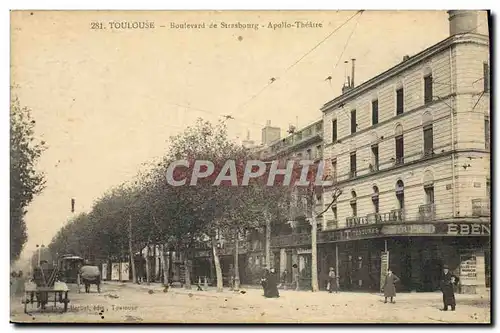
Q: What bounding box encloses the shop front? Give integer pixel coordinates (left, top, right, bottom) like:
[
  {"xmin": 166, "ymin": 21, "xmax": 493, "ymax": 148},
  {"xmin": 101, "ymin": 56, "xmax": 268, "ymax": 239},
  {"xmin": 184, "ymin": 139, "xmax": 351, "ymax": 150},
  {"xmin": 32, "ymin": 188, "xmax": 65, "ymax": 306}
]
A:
[{"xmin": 272, "ymin": 220, "xmax": 491, "ymax": 294}]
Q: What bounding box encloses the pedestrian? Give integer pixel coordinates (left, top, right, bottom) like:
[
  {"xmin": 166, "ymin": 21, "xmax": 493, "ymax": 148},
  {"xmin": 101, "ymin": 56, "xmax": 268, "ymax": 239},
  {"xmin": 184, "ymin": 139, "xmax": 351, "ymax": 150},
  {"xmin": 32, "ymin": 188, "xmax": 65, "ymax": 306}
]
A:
[
  {"xmin": 260, "ymin": 269, "xmax": 269, "ymax": 297},
  {"xmin": 382, "ymin": 269, "xmax": 400, "ymax": 303},
  {"xmin": 264, "ymin": 268, "xmax": 280, "ymax": 298},
  {"xmin": 440, "ymin": 265, "xmax": 459, "ymax": 311},
  {"xmin": 327, "ymin": 267, "xmax": 339, "ymax": 293},
  {"xmin": 280, "ymin": 269, "xmax": 288, "ymax": 290}
]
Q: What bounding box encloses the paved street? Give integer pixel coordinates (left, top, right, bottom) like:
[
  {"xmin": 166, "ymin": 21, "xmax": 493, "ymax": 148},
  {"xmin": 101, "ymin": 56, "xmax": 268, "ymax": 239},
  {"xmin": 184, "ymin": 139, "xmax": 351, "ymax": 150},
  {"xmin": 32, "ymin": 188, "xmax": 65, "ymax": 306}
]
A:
[{"xmin": 10, "ymin": 281, "xmax": 490, "ymax": 323}]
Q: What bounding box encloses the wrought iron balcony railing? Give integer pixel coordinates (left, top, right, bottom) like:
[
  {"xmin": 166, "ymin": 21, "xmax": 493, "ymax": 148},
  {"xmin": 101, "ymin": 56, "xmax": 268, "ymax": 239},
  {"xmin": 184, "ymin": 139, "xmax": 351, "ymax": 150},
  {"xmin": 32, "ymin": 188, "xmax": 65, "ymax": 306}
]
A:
[{"xmin": 418, "ymin": 204, "xmax": 436, "ymax": 221}]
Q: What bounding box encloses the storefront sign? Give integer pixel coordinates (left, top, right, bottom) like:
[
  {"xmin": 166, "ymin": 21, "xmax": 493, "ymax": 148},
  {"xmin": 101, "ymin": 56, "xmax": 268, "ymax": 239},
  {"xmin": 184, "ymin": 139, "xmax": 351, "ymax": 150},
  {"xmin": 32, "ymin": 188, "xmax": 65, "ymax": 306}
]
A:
[
  {"xmin": 380, "ymin": 251, "xmax": 389, "ymax": 292},
  {"xmin": 297, "ymin": 248, "xmax": 312, "ymax": 255},
  {"xmin": 459, "ymin": 252, "xmax": 477, "ymax": 285},
  {"xmin": 381, "ymin": 224, "xmax": 436, "ymax": 235},
  {"xmin": 446, "ymin": 223, "xmax": 490, "ymax": 236},
  {"xmin": 319, "ymin": 226, "xmax": 382, "ymax": 243}
]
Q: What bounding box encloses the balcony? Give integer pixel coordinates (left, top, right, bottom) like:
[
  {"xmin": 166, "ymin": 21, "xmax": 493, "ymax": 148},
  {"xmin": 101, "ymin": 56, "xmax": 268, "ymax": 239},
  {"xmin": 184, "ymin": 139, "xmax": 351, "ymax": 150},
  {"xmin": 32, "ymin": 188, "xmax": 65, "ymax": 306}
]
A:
[
  {"xmin": 472, "ymin": 198, "xmax": 490, "ymax": 217},
  {"xmin": 423, "ymin": 149, "xmax": 434, "ymax": 158},
  {"xmin": 418, "ymin": 204, "xmax": 436, "ymax": 221},
  {"xmin": 394, "ymin": 156, "xmax": 404, "ymax": 166}
]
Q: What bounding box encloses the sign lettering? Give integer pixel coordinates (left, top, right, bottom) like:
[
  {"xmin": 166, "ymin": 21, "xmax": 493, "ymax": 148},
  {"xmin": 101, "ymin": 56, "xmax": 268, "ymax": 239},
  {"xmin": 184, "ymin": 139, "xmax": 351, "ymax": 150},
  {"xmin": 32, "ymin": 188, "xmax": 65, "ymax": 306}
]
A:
[{"xmin": 447, "ymin": 223, "xmax": 490, "ymax": 236}]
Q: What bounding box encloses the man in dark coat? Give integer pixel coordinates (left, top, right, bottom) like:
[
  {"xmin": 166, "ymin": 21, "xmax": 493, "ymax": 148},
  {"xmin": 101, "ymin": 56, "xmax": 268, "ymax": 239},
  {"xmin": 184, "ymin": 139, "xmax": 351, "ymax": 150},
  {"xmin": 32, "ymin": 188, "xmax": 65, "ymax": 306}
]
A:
[
  {"xmin": 440, "ymin": 265, "xmax": 459, "ymax": 311},
  {"xmin": 382, "ymin": 269, "xmax": 400, "ymax": 303}
]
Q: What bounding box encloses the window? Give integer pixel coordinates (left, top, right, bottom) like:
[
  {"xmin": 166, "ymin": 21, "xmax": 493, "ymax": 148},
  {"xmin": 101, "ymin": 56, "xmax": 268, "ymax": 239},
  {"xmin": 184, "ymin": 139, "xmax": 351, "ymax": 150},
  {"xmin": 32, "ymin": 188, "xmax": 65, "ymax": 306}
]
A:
[
  {"xmin": 332, "ymin": 205, "xmax": 338, "ymax": 221},
  {"xmin": 425, "ymin": 185, "xmax": 435, "ymax": 204},
  {"xmin": 331, "ymin": 159, "xmax": 337, "ymax": 181},
  {"xmin": 423, "ymin": 125, "xmax": 434, "ymax": 157},
  {"xmin": 350, "ymin": 152, "xmax": 357, "ymax": 178},
  {"xmin": 372, "ymin": 100, "xmax": 379, "ymax": 125},
  {"xmin": 332, "ymin": 119, "xmax": 338, "ymax": 143},
  {"xmin": 372, "ymin": 186, "xmax": 380, "ymax": 213},
  {"xmin": 396, "ymin": 180, "xmax": 405, "ymax": 210},
  {"xmin": 396, "ymin": 88, "xmax": 404, "ymax": 115},
  {"xmin": 484, "ymin": 62, "xmax": 490, "ymax": 93},
  {"xmin": 485, "ymin": 116, "xmax": 490, "ymax": 150},
  {"xmin": 306, "ymin": 148, "xmax": 312, "ymax": 159},
  {"xmin": 316, "ymin": 145, "xmax": 322, "ymax": 159},
  {"xmin": 395, "ymin": 136, "xmax": 404, "ymax": 165},
  {"xmin": 350, "ymin": 191, "xmax": 357, "ymax": 217},
  {"xmin": 424, "ymin": 75, "xmax": 433, "ymax": 104},
  {"xmin": 351, "ymin": 110, "xmax": 357, "ymax": 134},
  {"xmin": 371, "ymin": 144, "xmax": 379, "ymax": 171}
]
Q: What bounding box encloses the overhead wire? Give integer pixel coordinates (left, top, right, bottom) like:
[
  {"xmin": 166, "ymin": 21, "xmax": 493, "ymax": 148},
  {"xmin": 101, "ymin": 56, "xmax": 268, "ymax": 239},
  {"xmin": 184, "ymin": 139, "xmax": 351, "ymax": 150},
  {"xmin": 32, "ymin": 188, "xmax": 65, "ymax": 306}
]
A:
[{"xmin": 229, "ymin": 10, "xmax": 365, "ymax": 119}]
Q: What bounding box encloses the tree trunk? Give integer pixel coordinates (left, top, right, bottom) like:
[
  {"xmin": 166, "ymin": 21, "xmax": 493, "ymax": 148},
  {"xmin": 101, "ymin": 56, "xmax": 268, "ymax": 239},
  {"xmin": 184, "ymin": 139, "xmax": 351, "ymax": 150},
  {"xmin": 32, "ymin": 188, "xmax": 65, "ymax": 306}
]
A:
[
  {"xmin": 128, "ymin": 214, "xmax": 137, "ymax": 284},
  {"xmin": 311, "ymin": 214, "xmax": 319, "ymax": 292},
  {"xmin": 234, "ymin": 231, "xmax": 240, "ymax": 291},
  {"xmin": 153, "ymin": 244, "xmax": 157, "ymax": 282},
  {"xmin": 265, "ymin": 210, "xmax": 271, "ymax": 269},
  {"xmin": 160, "ymin": 244, "xmax": 169, "ymax": 286},
  {"xmin": 211, "ymin": 237, "xmax": 223, "ymax": 292},
  {"xmin": 310, "ymin": 196, "xmax": 319, "ymax": 292},
  {"xmin": 184, "ymin": 251, "xmax": 192, "ymax": 289},
  {"xmin": 145, "ymin": 244, "xmax": 150, "ymax": 285}
]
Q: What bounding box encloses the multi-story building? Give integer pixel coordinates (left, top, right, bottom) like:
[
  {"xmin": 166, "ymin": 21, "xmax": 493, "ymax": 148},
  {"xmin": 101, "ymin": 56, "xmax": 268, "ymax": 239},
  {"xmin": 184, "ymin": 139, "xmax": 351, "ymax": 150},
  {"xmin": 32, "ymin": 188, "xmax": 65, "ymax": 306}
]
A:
[
  {"xmin": 314, "ymin": 10, "xmax": 490, "ymax": 293},
  {"xmin": 261, "ymin": 119, "xmax": 326, "ymax": 289}
]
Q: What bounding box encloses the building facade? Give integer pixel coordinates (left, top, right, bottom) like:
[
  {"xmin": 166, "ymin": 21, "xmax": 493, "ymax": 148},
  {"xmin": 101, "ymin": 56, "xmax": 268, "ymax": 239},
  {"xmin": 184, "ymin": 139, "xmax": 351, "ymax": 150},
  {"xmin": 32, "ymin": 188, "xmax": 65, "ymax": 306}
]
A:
[{"xmin": 315, "ymin": 11, "xmax": 490, "ymax": 293}]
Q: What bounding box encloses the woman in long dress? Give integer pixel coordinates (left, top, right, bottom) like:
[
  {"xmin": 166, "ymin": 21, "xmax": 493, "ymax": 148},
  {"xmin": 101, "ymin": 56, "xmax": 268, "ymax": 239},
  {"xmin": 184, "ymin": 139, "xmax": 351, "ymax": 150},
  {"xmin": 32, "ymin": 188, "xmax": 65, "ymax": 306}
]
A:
[
  {"xmin": 265, "ymin": 268, "xmax": 280, "ymax": 298},
  {"xmin": 382, "ymin": 269, "xmax": 400, "ymax": 303}
]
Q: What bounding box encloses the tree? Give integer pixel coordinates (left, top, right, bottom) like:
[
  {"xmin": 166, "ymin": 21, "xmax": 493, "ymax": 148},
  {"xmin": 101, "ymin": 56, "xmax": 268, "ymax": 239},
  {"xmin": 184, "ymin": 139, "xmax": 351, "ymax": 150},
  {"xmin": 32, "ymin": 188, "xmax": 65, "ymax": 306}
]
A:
[{"xmin": 10, "ymin": 95, "xmax": 46, "ymax": 262}]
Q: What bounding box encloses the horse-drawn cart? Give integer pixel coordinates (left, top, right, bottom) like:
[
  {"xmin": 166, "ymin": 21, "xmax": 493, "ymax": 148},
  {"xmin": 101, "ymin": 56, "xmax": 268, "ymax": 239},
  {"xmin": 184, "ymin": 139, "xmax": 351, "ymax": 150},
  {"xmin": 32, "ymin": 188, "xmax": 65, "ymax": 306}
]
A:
[{"xmin": 23, "ymin": 263, "xmax": 71, "ymax": 313}]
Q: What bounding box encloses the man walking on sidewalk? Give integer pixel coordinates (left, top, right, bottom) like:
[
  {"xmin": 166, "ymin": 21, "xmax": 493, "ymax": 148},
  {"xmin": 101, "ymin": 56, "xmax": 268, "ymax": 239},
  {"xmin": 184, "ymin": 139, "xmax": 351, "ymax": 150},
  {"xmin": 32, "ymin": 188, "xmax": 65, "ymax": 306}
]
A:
[{"xmin": 440, "ymin": 265, "xmax": 459, "ymax": 311}]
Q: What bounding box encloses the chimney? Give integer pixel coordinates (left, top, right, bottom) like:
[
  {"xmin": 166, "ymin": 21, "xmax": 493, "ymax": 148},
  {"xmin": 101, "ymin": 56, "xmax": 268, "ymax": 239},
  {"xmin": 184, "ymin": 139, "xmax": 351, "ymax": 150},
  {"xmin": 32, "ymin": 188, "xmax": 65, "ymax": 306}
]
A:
[
  {"xmin": 266, "ymin": 120, "xmax": 271, "ymax": 127},
  {"xmin": 448, "ymin": 10, "xmax": 478, "ymax": 36},
  {"xmin": 403, "ymin": 55, "xmax": 410, "ymax": 62},
  {"xmin": 351, "ymin": 58, "xmax": 356, "ymax": 88}
]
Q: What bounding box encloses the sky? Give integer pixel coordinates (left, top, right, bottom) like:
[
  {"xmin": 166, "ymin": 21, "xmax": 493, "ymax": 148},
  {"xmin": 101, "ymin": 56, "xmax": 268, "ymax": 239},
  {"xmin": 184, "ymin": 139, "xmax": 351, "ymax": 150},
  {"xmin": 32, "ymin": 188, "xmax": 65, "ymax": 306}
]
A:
[{"xmin": 10, "ymin": 10, "xmax": 488, "ymax": 263}]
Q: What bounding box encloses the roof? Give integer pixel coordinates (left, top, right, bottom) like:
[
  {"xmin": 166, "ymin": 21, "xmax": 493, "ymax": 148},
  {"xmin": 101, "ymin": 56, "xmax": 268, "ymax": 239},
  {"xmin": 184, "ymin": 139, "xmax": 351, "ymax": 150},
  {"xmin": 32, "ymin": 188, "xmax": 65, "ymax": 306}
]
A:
[{"xmin": 320, "ymin": 33, "xmax": 489, "ymax": 113}]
